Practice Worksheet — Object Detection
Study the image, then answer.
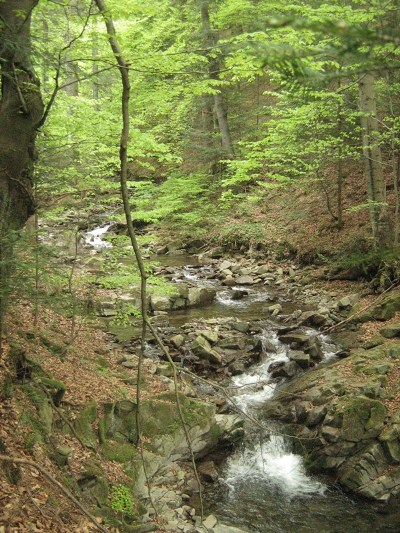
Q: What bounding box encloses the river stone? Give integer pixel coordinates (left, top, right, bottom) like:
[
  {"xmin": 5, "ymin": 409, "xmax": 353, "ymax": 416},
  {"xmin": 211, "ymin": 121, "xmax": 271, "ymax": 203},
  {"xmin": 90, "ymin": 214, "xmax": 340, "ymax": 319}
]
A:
[
  {"xmin": 304, "ymin": 337, "xmax": 324, "ymax": 361},
  {"xmin": 267, "ymin": 303, "xmax": 282, "ymax": 316},
  {"xmin": 230, "ymin": 321, "xmax": 250, "ymax": 333},
  {"xmin": 198, "ymin": 460, "xmax": 219, "ymax": 482},
  {"xmin": 223, "ymin": 275, "xmax": 236, "ymax": 287},
  {"xmin": 298, "ymin": 311, "xmax": 327, "ymax": 327},
  {"xmin": 191, "ymin": 336, "xmax": 222, "ymax": 364},
  {"xmin": 187, "ymin": 287, "xmax": 216, "ymax": 307},
  {"xmin": 151, "ymin": 295, "xmax": 172, "ymax": 311},
  {"xmin": 170, "ymin": 334, "xmax": 185, "ymax": 348},
  {"xmin": 203, "ymin": 514, "xmax": 218, "ymax": 529},
  {"xmin": 279, "ymin": 332, "xmax": 310, "ymax": 346},
  {"xmin": 379, "ymin": 324, "xmax": 400, "ymax": 338},
  {"xmin": 195, "ymin": 330, "xmax": 219, "ymax": 345},
  {"xmin": 289, "ymin": 351, "xmax": 310, "ymax": 369},
  {"xmin": 235, "ymin": 275, "xmax": 255, "ymax": 285},
  {"xmin": 220, "ymin": 260, "xmax": 233, "ymax": 271}
]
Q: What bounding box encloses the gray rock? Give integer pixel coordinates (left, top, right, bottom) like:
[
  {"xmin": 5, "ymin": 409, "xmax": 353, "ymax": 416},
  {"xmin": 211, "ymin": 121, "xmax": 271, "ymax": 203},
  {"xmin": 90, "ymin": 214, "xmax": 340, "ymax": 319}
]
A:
[
  {"xmin": 195, "ymin": 330, "xmax": 218, "ymax": 345},
  {"xmin": 203, "ymin": 514, "xmax": 218, "ymax": 529},
  {"xmin": 170, "ymin": 334, "xmax": 185, "ymax": 348},
  {"xmin": 220, "ymin": 260, "xmax": 233, "ymax": 271},
  {"xmin": 222, "ymin": 276, "xmax": 236, "ymax": 287},
  {"xmin": 235, "ymin": 275, "xmax": 255, "ymax": 285},
  {"xmin": 289, "ymin": 351, "xmax": 310, "ymax": 369},
  {"xmin": 187, "ymin": 287, "xmax": 216, "ymax": 307},
  {"xmin": 151, "ymin": 295, "xmax": 172, "ymax": 311},
  {"xmin": 198, "ymin": 460, "xmax": 219, "ymax": 482},
  {"xmin": 192, "ymin": 336, "xmax": 222, "ymax": 364}
]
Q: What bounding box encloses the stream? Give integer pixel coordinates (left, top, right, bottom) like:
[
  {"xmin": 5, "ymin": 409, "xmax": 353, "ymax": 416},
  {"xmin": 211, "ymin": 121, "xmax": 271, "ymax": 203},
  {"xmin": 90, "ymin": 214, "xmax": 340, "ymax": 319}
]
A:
[
  {"xmin": 165, "ymin": 259, "xmax": 397, "ymax": 533},
  {"xmin": 83, "ymin": 229, "xmax": 400, "ymax": 533}
]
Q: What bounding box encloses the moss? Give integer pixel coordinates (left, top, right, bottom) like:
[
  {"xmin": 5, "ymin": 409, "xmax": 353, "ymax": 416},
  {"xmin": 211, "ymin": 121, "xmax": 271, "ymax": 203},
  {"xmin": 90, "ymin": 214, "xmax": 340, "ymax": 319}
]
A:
[
  {"xmin": 75, "ymin": 401, "xmax": 97, "ymax": 448},
  {"xmin": 340, "ymin": 397, "xmax": 386, "ymax": 441},
  {"xmin": 38, "ymin": 377, "xmax": 67, "ymax": 406},
  {"xmin": 22, "ymin": 384, "xmax": 53, "ymax": 436},
  {"xmin": 102, "ymin": 441, "xmax": 137, "ymax": 463}
]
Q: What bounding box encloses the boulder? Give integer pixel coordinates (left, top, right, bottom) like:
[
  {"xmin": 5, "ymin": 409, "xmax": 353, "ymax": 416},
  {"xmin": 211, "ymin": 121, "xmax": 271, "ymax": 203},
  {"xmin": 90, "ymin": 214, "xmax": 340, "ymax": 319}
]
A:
[
  {"xmin": 197, "ymin": 461, "xmax": 218, "ymax": 482},
  {"xmin": 170, "ymin": 334, "xmax": 185, "ymax": 348},
  {"xmin": 222, "ymin": 275, "xmax": 236, "ymax": 287},
  {"xmin": 191, "ymin": 336, "xmax": 222, "ymax": 364},
  {"xmin": 289, "ymin": 351, "xmax": 311, "ymax": 369},
  {"xmin": 298, "ymin": 311, "xmax": 327, "ymax": 327},
  {"xmin": 220, "ymin": 260, "xmax": 233, "ymax": 271},
  {"xmin": 379, "ymin": 324, "xmax": 400, "ymax": 338},
  {"xmin": 354, "ymin": 290, "xmax": 400, "ymax": 322},
  {"xmin": 279, "ymin": 332, "xmax": 311, "ymax": 347},
  {"xmin": 187, "ymin": 287, "xmax": 216, "ymax": 307},
  {"xmin": 151, "ymin": 295, "xmax": 172, "ymax": 312},
  {"xmin": 195, "ymin": 329, "xmax": 219, "ymax": 345}
]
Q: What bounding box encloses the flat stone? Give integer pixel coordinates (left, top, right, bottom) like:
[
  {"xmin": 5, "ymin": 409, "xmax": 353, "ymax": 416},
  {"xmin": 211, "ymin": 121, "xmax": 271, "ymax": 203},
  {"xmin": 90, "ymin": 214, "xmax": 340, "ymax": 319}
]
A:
[
  {"xmin": 235, "ymin": 275, "xmax": 255, "ymax": 285},
  {"xmin": 203, "ymin": 515, "xmax": 218, "ymax": 529}
]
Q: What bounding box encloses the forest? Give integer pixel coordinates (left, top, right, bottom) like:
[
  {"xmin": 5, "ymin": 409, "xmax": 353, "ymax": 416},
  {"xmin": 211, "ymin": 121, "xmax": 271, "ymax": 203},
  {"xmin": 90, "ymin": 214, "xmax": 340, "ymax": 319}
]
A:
[{"xmin": 1, "ymin": 1, "xmax": 400, "ymax": 532}]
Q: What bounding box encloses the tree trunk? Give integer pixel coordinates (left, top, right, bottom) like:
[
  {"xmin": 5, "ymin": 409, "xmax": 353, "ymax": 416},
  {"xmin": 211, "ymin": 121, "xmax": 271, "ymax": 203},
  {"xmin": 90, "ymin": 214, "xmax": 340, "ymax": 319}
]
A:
[
  {"xmin": 0, "ymin": 0, "xmax": 44, "ymax": 232},
  {"xmin": 201, "ymin": 0, "xmax": 234, "ymax": 160},
  {"xmin": 358, "ymin": 74, "xmax": 392, "ymax": 248},
  {"xmin": 0, "ymin": 0, "xmax": 44, "ymax": 344}
]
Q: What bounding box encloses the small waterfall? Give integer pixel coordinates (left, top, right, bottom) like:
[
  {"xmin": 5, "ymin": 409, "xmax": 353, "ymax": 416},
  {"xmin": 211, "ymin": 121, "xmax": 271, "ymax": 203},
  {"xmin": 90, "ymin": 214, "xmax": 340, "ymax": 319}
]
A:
[
  {"xmin": 84, "ymin": 224, "xmax": 113, "ymax": 250},
  {"xmin": 223, "ymin": 326, "xmax": 327, "ymax": 498}
]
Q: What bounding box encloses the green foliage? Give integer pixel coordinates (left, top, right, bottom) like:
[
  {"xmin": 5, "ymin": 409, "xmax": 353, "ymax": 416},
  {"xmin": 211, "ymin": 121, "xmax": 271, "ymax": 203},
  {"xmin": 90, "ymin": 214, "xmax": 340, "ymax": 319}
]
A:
[{"xmin": 110, "ymin": 485, "xmax": 135, "ymax": 516}]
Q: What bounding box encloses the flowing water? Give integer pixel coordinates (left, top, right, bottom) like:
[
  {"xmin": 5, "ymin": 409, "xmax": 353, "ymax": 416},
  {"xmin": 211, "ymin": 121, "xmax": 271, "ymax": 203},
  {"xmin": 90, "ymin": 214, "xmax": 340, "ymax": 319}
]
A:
[{"xmin": 84, "ymin": 229, "xmax": 400, "ymax": 533}]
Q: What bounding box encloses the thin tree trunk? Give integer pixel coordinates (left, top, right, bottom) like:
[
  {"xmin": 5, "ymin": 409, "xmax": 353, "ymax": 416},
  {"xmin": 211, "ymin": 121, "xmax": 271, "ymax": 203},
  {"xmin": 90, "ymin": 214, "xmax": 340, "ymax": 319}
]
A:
[
  {"xmin": 387, "ymin": 71, "xmax": 400, "ymax": 244},
  {"xmin": 201, "ymin": 0, "xmax": 234, "ymax": 160},
  {"xmin": 358, "ymin": 74, "xmax": 392, "ymax": 248}
]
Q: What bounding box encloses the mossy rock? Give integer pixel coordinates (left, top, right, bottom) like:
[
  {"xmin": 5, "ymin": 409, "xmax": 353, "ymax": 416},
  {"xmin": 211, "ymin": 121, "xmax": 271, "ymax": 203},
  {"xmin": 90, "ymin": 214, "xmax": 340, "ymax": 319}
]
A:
[
  {"xmin": 22, "ymin": 383, "xmax": 53, "ymax": 436},
  {"xmin": 380, "ymin": 324, "xmax": 400, "ymax": 339},
  {"xmin": 101, "ymin": 401, "xmax": 138, "ymax": 444},
  {"xmin": 102, "ymin": 441, "xmax": 137, "ymax": 463},
  {"xmin": 340, "ymin": 396, "xmax": 387, "ymax": 442},
  {"xmin": 75, "ymin": 401, "xmax": 97, "ymax": 448},
  {"xmin": 37, "ymin": 377, "xmax": 67, "ymax": 406},
  {"xmin": 77, "ymin": 460, "xmax": 109, "ymax": 505},
  {"xmin": 354, "ymin": 291, "xmax": 400, "ymax": 322}
]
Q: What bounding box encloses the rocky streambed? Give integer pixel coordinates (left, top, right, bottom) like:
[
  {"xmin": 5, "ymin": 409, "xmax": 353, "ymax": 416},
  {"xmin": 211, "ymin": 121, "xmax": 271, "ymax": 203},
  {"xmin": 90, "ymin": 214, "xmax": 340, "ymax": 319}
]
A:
[{"xmin": 38, "ymin": 222, "xmax": 400, "ymax": 533}]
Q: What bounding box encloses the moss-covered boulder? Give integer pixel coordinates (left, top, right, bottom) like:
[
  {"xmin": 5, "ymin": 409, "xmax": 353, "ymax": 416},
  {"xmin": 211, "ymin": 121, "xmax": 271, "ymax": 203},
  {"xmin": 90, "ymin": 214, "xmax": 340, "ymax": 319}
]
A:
[
  {"xmin": 340, "ymin": 397, "xmax": 386, "ymax": 441},
  {"xmin": 354, "ymin": 291, "xmax": 400, "ymax": 322},
  {"xmin": 75, "ymin": 401, "xmax": 97, "ymax": 448}
]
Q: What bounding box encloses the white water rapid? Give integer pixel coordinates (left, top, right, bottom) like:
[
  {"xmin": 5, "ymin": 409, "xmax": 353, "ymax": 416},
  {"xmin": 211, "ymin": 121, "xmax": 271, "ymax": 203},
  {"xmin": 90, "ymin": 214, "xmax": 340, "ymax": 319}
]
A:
[
  {"xmin": 83, "ymin": 224, "xmax": 113, "ymax": 250},
  {"xmin": 224, "ymin": 327, "xmax": 328, "ymax": 499}
]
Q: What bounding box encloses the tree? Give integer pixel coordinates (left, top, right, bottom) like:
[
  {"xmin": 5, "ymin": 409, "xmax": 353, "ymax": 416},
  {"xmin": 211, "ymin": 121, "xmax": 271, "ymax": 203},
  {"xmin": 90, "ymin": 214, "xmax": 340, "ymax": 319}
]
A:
[
  {"xmin": 358, "ymin": 73, "xmax": 392, "ymax": 248},
  {"xmin": 0, "ymin": 0, "xmax": 43, "ymax": 345},
  {"xmin": 0, "ymin": 0, "xmax": 44, "ymax": 232}
]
